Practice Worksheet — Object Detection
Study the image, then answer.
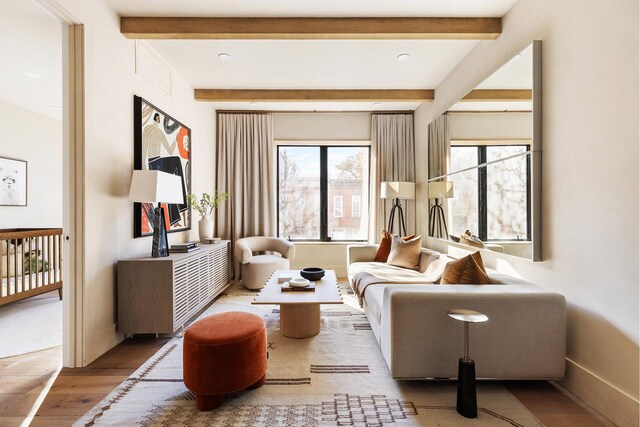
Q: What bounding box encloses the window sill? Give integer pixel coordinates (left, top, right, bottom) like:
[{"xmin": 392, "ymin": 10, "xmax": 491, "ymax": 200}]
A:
[{"xmin": 290, "ymin": 241, "xmax": 367, "ymax": 245}]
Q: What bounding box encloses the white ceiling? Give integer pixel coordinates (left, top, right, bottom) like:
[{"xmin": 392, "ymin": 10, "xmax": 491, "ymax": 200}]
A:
[
  {"xmin": 109, "ymin": 0, "xmax": 519, "ymax": 111},
  {"xmin": 0, "ymin": 0, "xmax": 62, "ymax": 120},
  {"xmin": 0, "ymin": 0, "xmax": 524, "ymax": 117},
  {"xmin": 149, "ymin": 39, "xmax": 478, "ymax": 111},
  {"xmin": 448, "ymin": 43, "xmax": 533, "ymax": 112},
  {"xmin": 108, "ymin": 0, "xmax": 518, "ymax": 18}
]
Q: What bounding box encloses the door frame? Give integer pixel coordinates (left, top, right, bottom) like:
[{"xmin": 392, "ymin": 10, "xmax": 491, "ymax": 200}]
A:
[{"xmin": 34, "ymin": 0, "xmax": 86, "ymax": 368}]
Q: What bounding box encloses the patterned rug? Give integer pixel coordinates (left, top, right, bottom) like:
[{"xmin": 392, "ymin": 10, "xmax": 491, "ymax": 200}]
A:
[{"xmin": 76, "ymin": 282, "xmax": 542, "ymax": 426}]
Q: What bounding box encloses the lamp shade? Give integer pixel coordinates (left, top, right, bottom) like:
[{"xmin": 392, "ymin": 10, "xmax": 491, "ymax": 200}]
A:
[
  {"xmin": 428, "ymin": 181, "xmax": 454, "ymax": 199},
  {"xmin": 128, "ymin": 170, "xmax": 184, "ymax": 204},
  {"xmin": 380, "ymin": 181, "xmax": 415, "ymax": 200}
]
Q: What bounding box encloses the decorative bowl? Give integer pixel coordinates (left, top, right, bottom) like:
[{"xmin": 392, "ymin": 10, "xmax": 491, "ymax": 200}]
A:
[
  {"xmin": 300, "ymin": 267, "xmax": 325, "ymax": 281},
  {"xmin": 289, "ymin": 278, "xmax": 310, "ymax": 288}
]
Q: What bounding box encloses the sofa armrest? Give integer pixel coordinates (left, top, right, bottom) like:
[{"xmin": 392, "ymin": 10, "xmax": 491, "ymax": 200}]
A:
[
  {"xmin": 380, "ymin": 284, "xmax": 567, "ymax": 379},
  {"xmin": 347, "ymin": 245, "xmax": 379, "ymax": 265}
]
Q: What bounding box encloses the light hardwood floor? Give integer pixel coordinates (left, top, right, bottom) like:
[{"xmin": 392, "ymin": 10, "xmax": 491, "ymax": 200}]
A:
[{"xmin": 0, "ymin": 339, "xmax": 611, "ymax": 427}]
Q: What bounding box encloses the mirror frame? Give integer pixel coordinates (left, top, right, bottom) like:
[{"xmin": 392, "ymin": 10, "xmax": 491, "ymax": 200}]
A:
[{"xmin": 427, "ymin": 40, "xmax": 542, "ymax": 261}]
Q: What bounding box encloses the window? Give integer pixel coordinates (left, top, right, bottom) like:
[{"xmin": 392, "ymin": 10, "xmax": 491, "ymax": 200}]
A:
[
  {"xmin": 352, "ymin": 195, "xmax": 361, "ymax": 218},
  {"xmin": 278, "ymin": 145, "xmax": 370, "ymax": 241},
  {"xmin": 333, "ymin": 195, "xmax": 343, "ymax": 217},
  {"xmin": 450, "ymin": 144, "xmax": 530, "ymax": 241}
]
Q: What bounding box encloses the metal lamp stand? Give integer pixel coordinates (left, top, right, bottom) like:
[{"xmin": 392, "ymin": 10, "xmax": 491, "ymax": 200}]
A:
[
  {"xmin": 387, "ymin": 198, "xmax": 407, "ymax": 236},
  {"xmin": 428, "ymin": 198, "xmax": 449, "ymax": 239}
]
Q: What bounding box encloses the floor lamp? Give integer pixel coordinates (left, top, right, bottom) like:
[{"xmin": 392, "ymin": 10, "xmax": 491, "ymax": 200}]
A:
[
  {"xmin": 380, "ymin": 181, "xmax": 415, "ymax": 236},
  {"xmin": 129, "ymin": 170, "xmax": 185, "ymax": 257},
  {"xmin": 428, "ymin": 181, "xmax": 454, "ymax": 239}
]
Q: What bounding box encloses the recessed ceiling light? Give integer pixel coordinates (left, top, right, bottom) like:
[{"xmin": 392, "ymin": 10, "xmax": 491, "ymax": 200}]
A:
[
  {"xmin": 373, "ymin": 102, "xmax": 383, "ymax": 107},
  {"xmin": 249, "ymin": 102, "xmax": 258, "ymax": 107},
  {"xmin": 218, "ymin": 53, "xmax": 231, "ymax": 61},
  {"xmin": 25, "ymin": 72, "xmax": 42, "ymax": 79},
  {"xmin": 396, "ymin": 54, "xmax": 410, "ymax": 62}
]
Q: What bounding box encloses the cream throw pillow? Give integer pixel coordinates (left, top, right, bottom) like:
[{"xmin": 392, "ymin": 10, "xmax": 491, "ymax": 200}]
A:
[{"xmin": 387, "ymin": 235, "xmax": 422, "ymax": 270}]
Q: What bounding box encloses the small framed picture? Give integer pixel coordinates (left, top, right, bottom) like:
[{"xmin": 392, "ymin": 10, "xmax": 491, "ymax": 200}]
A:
[{"xmin": 0, "ymin": 157, "xmax": 27, "ymax": 206}]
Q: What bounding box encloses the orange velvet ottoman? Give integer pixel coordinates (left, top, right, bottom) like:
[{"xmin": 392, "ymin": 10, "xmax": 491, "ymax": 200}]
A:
[{"xmin": 183, "ymin": 311, "xmax": 267, "ymax": 411}]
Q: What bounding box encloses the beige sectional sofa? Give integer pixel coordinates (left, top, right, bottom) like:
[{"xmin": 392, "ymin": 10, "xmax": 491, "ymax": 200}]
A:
[{"xmin": 347, "ymin": 245, "xmax": 567, "ymax": 380}]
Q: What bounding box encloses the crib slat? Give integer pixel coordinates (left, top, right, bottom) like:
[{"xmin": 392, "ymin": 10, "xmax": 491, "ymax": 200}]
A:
[
  {"xmin": 42, "ymin": 236, "xmax": 53, "ymax": 285},
  {"xmin": 35, "ymin": 236, "xmax": 40, "ymax": 288},
  {"xmin": 53, "ymin": 234, "xmax": 57, "ymax": 283},
  {"xmin": 20, "ymin": 238, "xmax": 25, "ymax": 292},
  {"xmin": 58, "ymin": 234, "xmax": 63, "ymax": 283},
  {"xmin": 29, "ymin": 237, "xmax": 33, "ymax": 290}
]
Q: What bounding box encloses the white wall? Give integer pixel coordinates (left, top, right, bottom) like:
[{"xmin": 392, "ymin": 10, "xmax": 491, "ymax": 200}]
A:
[
  {"xmin": 448, "ymin": 112, "xmax": 532, "ymax": 140},
  {"xmin": 0, "ymin": 100, "xmax": 62, "ymax": 228},
  {"xmin": 414, "ymin": 1, "xmax": 639, "ymax": 425},
  {"xmin": 289, "ymin": 243, "xmax": 349, "ymax": 278},
  {"xmin": 54, "ymin": 0, "xmax": 216, "ymax": 366},
  {"xmin": 273, "ymin": 112, "xmax": 370, "ymax": 140}
]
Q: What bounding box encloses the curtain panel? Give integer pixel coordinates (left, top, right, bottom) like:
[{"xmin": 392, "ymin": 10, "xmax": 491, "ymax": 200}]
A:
[
  {"xmin": 427, "ymin": 113, "xmax": 450, "ymax": 180},
  {"xmin": 215, "ymin": 113, "xmax": 276, "ymax": 277},
  {"xmin": 370, "ymin": 113, "xmax": 416, "ymax": 242}
]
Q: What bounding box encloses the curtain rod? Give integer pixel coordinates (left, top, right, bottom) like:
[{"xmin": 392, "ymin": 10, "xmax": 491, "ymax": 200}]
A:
[{"xmin": 215, "ymin": 110, "xmax": 415, "ymax": 115}]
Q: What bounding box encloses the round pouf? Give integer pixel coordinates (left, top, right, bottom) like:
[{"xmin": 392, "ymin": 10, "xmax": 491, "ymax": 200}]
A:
[{"xmin": 183, "ymin": 312, "xmax": 267, "ymax": 411}]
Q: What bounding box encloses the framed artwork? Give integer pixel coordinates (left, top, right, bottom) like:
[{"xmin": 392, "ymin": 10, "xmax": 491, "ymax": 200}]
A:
[
  {"xmin": 133, "ymin": 96, "xmax": 191, "ymax": 238},
  {"xmin": 0, "ymin": 157, "xmax": 27, "ymax": 206}
]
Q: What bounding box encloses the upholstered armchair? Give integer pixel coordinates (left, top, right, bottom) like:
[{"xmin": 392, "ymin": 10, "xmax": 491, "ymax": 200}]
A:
[{"xmin": 234, "ymin": 237, "xmax": 295, "ymax": 290}]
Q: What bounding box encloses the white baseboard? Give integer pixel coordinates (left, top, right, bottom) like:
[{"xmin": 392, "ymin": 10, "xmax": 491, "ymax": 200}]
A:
[{"xmin": 561, "ymin": 358, "xmax": 639, "ymax": 427}]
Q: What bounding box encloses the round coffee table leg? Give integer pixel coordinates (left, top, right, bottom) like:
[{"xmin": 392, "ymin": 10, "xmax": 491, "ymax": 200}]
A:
[{"xmin": 280, "ymin": 303, "xmax": 321, "ymax": 338}]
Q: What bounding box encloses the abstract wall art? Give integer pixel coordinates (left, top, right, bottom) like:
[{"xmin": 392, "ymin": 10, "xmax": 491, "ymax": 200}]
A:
[
  {"xmin": 0, "ymin": 157, "xmax": 27, "ymax": 206},
  {"xmin": 133, "ymin": 96, "xmax": 191, "ymax": 237}
]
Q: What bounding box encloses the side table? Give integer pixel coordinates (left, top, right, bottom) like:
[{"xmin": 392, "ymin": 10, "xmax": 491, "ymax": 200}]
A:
[{"xmin": 448, "ymin": 309, "xmax": 489, "ymax": 418}]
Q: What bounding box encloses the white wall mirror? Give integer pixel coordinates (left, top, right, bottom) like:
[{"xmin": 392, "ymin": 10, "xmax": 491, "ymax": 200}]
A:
[{"xmin": 427, "ymin": 41, "xmax": 542, "ymax": 261}]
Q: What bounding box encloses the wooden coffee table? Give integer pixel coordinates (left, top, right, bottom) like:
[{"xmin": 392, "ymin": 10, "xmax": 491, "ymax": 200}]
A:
[{"xmin": 252, "ymin": 269, "xmax": 342, "ymax": 338}]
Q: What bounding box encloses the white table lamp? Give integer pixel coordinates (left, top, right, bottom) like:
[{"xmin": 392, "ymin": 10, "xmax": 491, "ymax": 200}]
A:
[{"xmin": 129, "ymin": 170, "xmax": 184, "ymax": 257}]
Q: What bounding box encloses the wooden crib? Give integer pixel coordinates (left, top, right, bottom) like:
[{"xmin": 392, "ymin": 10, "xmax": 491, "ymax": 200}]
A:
[{"xmin": 0, "ymin": 228, "xmax": 63, "ymax": 307}]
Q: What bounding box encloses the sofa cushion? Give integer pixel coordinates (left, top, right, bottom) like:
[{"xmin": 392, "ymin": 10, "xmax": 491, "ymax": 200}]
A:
[
  {"xmin": 374, "ymin": 230, "xmax": 416, "ymax": 262},
  {"xmin": 441, "ymin": 251, "xmax": 490, "ymax": 285},
  {"xmin": 387, "ymin": 235, "xmax": 422, "ymax": 270}
]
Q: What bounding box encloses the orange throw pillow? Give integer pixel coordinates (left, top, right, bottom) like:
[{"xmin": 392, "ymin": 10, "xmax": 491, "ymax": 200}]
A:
[
  {"xmin": 374, "ymin": 230, "xmax": 416, "ymax": 262},
  {"xmin": 440, "ymin": 251, "xmax": 490, "ymax": 285}
]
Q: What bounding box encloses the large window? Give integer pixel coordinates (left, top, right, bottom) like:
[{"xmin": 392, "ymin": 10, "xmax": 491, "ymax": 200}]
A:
[
  {"xmin": 450, "ymin": 144, "xmax": 530, "ymax": 241},
  {"xmin": 278, "ymin": 145, "xmax": 370, "ymax": 241}
]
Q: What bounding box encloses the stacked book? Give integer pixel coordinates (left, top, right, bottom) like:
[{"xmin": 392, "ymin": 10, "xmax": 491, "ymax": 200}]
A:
[{"xmin": 170, "ymin": 242, "xmax": 201, "ymax": 253}]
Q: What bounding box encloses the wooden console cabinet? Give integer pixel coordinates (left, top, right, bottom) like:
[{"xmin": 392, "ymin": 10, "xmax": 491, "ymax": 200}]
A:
[{"xmin": 117, "ymin": 241, "xmax": 231, "ymax": 335}]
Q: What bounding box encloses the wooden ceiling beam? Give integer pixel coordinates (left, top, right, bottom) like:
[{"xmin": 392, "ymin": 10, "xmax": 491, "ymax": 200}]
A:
[
  {"xmin": 194, "ymin": 89, "xmax": 434, "ymax": 102},
  {"xmin": 461, "ymin": 89, "xmax": 533, "ymax": 102},
  {"xmin": 121, "ymin": 17, "xmax": 501, "ymax": 40}
]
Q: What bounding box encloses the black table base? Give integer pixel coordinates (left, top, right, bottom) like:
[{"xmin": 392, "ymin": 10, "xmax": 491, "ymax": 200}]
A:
[{"xmin": 456, "ymin": 358, "xmax": 477, "ymax": 418}]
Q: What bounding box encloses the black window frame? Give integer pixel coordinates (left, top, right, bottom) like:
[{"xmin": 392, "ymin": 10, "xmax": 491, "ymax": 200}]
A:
[
  {"xmin": 451, "ymin": 144, "xmax": 532, "ymax": 242},
  {"xmin": 276, "ymin": 145, "xmax": 371, "ymax": 242}
]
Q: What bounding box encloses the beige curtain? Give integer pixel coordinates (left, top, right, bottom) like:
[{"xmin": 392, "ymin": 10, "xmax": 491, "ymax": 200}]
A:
[
  {"xmin": 215, "ymin": 113, "xmax": 275, "ymax": 277},
  {"xmin": 370, "ymin": 113, "xmax": 416, "ymax": 242},
  {"xmin": 428, "ymin": 113, "xmax": 450, "ymax": 179}
]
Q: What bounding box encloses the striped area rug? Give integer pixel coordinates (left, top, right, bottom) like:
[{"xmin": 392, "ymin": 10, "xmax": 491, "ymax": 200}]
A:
[{"xmin": 76, "ymin": 282, "xmax": 542, "ymax": 427}]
